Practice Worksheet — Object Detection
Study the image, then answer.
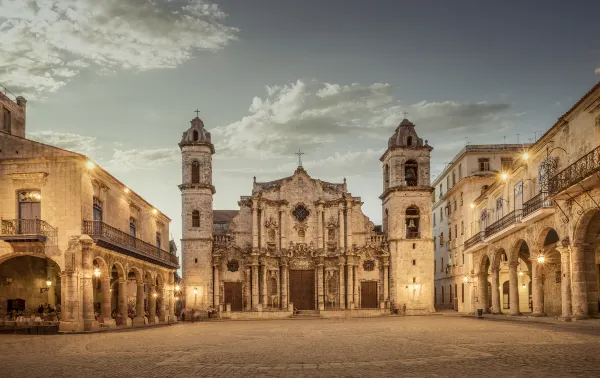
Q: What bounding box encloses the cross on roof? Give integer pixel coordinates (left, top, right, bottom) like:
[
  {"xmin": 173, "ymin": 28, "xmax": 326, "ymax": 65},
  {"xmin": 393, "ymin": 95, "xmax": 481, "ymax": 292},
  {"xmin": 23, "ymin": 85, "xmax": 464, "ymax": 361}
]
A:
[
  {"xmin": 295, "ymin": 149, "xmax": 305, "ymax": 167},
  {"xmin": 402, "ymin": 110, "xmax": 408, "ymax": 119},
  {"xmin": 194, "ymin": 109, "xmax": 201, "ymax": 118}
]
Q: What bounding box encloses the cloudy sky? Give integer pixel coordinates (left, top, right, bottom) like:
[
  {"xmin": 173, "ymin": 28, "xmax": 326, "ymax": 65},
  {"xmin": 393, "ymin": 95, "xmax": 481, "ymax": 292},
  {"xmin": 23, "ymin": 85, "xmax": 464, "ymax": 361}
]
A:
[{"xmin": 2, "ymin": 0, "xmax": 599, "ymax": 251}]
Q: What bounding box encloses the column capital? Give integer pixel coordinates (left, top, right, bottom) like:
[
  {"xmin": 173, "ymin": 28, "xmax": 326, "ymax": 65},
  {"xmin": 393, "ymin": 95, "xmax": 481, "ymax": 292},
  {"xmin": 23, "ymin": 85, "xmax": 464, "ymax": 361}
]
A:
[{"xmin": 556, "ymin": 246, "xmax": 571, "ymax": 255}]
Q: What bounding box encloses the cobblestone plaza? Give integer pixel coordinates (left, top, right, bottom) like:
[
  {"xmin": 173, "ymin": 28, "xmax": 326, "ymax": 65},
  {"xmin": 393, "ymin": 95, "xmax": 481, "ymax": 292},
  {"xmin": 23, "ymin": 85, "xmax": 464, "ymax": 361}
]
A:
[{"xmin": 1, "ymin": 316, "xmax": 599, "ymax": 377}]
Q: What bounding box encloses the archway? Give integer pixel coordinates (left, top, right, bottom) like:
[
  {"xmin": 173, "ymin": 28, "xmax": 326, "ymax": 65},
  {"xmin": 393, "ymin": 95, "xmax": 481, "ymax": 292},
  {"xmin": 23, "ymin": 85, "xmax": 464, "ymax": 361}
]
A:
[
  {"xmin": 0, "ymin": 255, "xmax": 61, "ymax": 320},
  {"xmin": 508, "ymin": 239, "xmax": 533, "ymax": 314},
  {"xmin": 128, "ymin": 267, "xmax": 144, "ymax": 324},
  {"xmin": 477, "ymin": 254, "xmax": 491, "ymax": 313},
  {"xmin": 92, "ymin": 257, "xmax": 110, "ymax": 323},
  {"xmin": 110, "ymin": 262, "xmax": 126, "ymax": 324},
  {"xmin": 573, "ymin": 210, "xmax": 600, "ymax": 318},
  {"xmin": 535, "ymin": 227, "xmax": 563, "ymax": 316}
]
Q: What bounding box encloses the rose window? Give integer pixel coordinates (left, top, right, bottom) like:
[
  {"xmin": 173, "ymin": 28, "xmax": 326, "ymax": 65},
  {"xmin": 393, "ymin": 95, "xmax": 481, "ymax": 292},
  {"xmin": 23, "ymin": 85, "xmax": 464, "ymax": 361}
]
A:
[{"xmin": 292, "ymin": 205, "xmax": 310, "ymax": 222}]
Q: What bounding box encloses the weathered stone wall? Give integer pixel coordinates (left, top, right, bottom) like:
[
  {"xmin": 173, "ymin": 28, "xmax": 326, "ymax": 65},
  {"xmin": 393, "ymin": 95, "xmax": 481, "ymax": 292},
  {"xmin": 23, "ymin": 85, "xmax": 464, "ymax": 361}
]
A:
[{"xmin": 0, "ymin": 92, "xmax": 26, "ymax": 138}]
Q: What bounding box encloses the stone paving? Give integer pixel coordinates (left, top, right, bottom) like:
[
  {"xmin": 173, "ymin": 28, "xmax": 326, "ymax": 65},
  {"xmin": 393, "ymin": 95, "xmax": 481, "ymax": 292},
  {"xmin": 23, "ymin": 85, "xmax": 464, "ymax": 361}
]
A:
[{"xmin": 1, "ymin": 316, "xmax": 599, "ymax": 377}]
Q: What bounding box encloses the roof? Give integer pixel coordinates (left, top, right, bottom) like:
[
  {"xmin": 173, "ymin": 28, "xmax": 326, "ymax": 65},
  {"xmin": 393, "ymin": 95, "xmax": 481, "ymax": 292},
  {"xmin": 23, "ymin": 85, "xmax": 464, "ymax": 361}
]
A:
[{"xmin": 213, "ymin": 210, "xmax": 238, "ymax": 222}]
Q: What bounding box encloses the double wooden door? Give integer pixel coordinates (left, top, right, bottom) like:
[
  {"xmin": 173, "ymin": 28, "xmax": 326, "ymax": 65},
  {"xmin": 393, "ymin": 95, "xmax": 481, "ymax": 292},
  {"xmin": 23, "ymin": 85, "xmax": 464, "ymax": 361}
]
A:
[
  {"xmin": 289, "ymin": 270, "xmax": 315, "ymax": 310},
  {"xmin": 360, "ymin": 281, "xmax": 378, "ymax": 309},
  {"xmin": 224, "ymin": 282, "xmax": 243, "ymax": 311}
]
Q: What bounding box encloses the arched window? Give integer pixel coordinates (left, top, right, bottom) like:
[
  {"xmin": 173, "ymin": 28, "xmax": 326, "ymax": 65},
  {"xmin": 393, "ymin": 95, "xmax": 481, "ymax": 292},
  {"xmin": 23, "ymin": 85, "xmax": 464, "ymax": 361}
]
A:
[
  {"xmin": 191, "ymin": 161, "xmax": 200, "ymax": 183},
  {"xmin": 407, "ymin": 136, "xmax": 413, "ymax": 146},
  {"xmin": 405, "ymin": 205, "xmax": 420, "ymax": 239},
  {"xmin": 384, "ymin": 164, "xmax": 390, "ymax": 189},
  {"xmin": 192, "ymin": 210, "xmax": 200, "ymax": 227},
  {"xmin": 405, "ymin": 160, "xmax": 418, "ymax": 186},
  {"xmin": 192, "ymin": 130, "xmax": 199, "ymax": 141},
  {"xmin": 441, "ymin": 286, "xmax": 445, "ymax": 304}
]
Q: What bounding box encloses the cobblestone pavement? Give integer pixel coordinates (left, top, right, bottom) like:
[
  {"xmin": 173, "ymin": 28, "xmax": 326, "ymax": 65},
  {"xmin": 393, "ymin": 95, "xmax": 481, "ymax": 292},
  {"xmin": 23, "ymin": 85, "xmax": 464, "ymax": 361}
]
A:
[{"xmin": 1, "ymin": 316, "xmax": 599, "ymax": 377}]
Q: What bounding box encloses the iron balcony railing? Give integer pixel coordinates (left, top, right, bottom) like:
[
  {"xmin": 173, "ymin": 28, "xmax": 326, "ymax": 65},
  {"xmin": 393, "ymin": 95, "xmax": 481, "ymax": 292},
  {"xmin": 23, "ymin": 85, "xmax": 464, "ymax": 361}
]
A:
[
  {"xmin": 549, "ymin": 145, "xmax": 600, "ymax": 196},
  {"xmin": 83, "ymin": 220, "xmax": 179, "ymax": 268},
  {"xmin": 0, "ymin": 219, "xmax": 57, "ymax": 244},
  {"xmin": 522, "ymin": 192, "xmax": 552, "ymax": 218},
  {"xmin": 464, "ymin": 231, "xmax": 485, "ymax": 250},
  {"xmin": 484, "ymin": 210, "xmax": 522, "ymax": 239}
]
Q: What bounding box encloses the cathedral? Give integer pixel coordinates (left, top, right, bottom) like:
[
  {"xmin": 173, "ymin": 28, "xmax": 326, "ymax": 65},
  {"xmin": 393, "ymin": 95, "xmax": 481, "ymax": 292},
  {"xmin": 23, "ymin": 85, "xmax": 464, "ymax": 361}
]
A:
[{"xmin": 179, "ymin": 116, "xmax": 435, "ymax": 317}]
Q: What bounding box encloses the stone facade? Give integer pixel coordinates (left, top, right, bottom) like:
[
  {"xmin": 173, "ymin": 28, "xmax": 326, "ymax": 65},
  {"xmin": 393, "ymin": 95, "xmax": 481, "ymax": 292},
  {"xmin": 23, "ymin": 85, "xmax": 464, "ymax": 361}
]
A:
[
  {"xmin": 0, "ymin": 92, "xmax": 178, "ymax": 331},
  {"xmin": 464, "ymin": 81, "xmax": 600, "ymax": 320},
  {"xmin": 180, "ymin": 117, "xmax": 436, "ymax": 316}
]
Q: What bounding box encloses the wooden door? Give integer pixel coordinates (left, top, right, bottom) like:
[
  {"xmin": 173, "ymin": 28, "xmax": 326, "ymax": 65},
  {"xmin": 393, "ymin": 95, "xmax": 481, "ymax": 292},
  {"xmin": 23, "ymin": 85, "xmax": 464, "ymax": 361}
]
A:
[
  {"xmin": 360, "ymin": 281, "xmax": 378, "ymax": 309},
  {"xmin": 18, "ymin": 202, "xmax": 40, "ymax": 234},
  {"xmin": 224, "ymin": 282, "xmax": 243, "ymax": 311},
  {"xmin": 289, "ymin": 270, "xmax": 314, "ymax": 310}
]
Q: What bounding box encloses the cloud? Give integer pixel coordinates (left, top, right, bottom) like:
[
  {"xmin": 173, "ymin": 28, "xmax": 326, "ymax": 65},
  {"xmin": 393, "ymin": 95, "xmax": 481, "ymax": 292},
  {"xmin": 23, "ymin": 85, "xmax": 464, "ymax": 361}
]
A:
[
  {"xmin": 0, "ymin": 0, "xmax": 238, "ymax": 96},
  {"xmin": 211, "ymin": 79, "xmax": 513, "ymax": 159},
  {"xmin": 26, "ymin": 130, "xmax": 98, "ymax": 156},
  {"xmin": 595, "ymin": 67, "xmax": 600, "ymax": 74},
  {"xmin": 107, "ymin": 147, "xmax": 180, "ymax": 172}
]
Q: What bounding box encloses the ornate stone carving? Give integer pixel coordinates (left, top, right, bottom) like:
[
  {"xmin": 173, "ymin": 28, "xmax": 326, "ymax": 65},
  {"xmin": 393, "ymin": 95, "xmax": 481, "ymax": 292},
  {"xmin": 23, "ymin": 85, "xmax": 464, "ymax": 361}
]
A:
[
  {"xmin": 227, "ymin": 260, "xmax": 239, "ymax": 272},
  {"xmin": 363, "ymin": 260, "xmax": 375, "ymax": 271}
]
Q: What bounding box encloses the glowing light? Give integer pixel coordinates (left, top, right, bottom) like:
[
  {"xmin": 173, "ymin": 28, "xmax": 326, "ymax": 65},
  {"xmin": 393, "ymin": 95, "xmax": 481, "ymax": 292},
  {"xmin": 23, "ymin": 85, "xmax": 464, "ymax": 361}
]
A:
[
  {"xmin": 500, "ymin": 172, "xmax": 509, "ymax": 180},
  {"xmin": 46, "ymin": 280, "xmax": 52, "ymax": 287},
  {"xmin": 124, "ymin": 188, "xmax": 130, "ymax": 193},
  {"xmin": 152, "ymin": 209, "xmax": 158, "ymax": 215},
  {"xmin": 153, "ymin": 292, "xmax": 158, "ymax": 298},
  {"xmin": 463, "ymin": 275, "xmax": 468, "ymax": 282},
  {"xmin": 537, "ymin": 255, "xmax": 545, "ymax": 264},
  {"xmin": 470, "ymin": 203, "xmax": 475, "ymax": 209},
  {"xmin": 521, "ymin": 284, "xmax": 526, "ymax": 289},
  {"xmin": 175, "ymin": 296, "xmax": 180, "ymax": 301},
  {"xmin": 518, "ymin": 271, "xmax": 524, "ymax": 276},
  {"xmin": 175, "ymin": 285, "xmax": 181, "ymax": 292},
  {"xmin": 522, "ymin": 152, "xmax": 529, "ymax": 161},
  {"xmin": 193, "ymin": 288, "xmax": 198, "ymax": 295},
  {"xmin": 86, "ymin": 161, "xmax": 95, "ymax": 169},
  {"xmin": 93, "ymin": 268, "xmax": 101, "ymax": 277}
]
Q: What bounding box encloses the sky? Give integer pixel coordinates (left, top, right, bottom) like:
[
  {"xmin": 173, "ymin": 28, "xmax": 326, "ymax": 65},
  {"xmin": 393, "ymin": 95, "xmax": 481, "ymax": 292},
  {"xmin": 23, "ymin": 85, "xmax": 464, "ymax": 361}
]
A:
[{"xmin": 1, "ymin": 0, "xmax": 599, "ymax": 253}]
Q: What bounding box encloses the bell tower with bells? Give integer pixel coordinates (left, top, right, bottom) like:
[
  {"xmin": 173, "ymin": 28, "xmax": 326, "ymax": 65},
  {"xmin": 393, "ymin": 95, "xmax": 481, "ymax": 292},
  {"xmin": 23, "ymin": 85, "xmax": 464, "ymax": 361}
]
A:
[{"xmin": 379, "ymin": 116, "xmax": 435, "ymax": 314}]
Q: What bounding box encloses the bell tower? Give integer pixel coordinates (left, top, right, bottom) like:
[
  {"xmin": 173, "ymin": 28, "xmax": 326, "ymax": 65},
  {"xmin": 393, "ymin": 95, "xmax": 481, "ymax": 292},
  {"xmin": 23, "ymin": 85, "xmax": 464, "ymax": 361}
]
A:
[
  {"xmin": 179, "ymin": 115, "xmax": 215, "ymax": 311},
  {"xmin": 380, "ymin": 118, "xmax": 435, "ymax": 313}
]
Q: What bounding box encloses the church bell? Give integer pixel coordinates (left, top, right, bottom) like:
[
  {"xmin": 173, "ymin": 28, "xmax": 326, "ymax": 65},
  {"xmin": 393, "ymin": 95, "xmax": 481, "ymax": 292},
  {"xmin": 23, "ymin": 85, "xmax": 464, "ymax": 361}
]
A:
[{"xmin": 408, "ymin": 219, "xmax": 416, "ymax": 229}]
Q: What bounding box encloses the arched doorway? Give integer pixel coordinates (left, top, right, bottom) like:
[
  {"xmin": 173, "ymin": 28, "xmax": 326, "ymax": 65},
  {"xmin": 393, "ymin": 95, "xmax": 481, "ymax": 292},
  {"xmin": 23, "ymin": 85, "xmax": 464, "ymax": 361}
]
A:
[
  {"xmin": 478, "ymin": 254, "xmax": 492, "ymax": 313},
  {"xmin": 508, "ymin": 239, "xmax": 533, "ymax": 315},
  {"xmin": 128, "ymin": 267, "xmax": 144, "ymax": 324},
  {"xmin": 0, "ymin": 255, "xmax": 61, "ymax": 320},
  {"xmin": 535, "ymin": 228, "xmax": 562, "ymax": 316},
  {"xmin": 573, "ymin": 210, "xmax": 600, "ymax": 318}
]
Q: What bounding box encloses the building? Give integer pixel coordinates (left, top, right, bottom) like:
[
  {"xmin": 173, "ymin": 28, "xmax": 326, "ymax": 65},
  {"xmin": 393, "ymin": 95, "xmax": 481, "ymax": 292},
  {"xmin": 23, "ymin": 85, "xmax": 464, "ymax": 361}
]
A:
[
  {"xmin": 432, "ymin": 144, "xmax": 528, "ymax": 313},
  {"xmin": 463, "ymin": 80, "xmax": 600, "ymax": 319},
  {"xmin": 180, "ymin": 116, "xmax": 435, "ymax": 317},
  {"xmin": 0, "ymin": 87, "xmax": 179, "ymax": 331}
]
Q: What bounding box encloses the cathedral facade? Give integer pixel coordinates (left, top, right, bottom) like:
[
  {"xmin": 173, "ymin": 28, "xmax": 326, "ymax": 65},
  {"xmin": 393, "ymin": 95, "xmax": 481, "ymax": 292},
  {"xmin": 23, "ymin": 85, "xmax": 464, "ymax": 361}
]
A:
[{"xmin": 179, "ymin": 117, "xmax": 435, "ymax": 316}]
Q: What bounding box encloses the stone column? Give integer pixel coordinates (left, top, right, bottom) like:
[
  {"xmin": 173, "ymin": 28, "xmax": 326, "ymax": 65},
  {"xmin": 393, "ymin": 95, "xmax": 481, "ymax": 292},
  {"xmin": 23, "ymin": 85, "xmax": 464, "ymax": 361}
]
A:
[
  {"xmin": 353, "ymin": 265, "xmax": 359, "ymax": 307},
  {"xmin": 470, "ymin": 277, "xmax": 477, "ymax": 314},
  {"xmin": 338, "ymin": 257, "xmax": 345, "ymax": 309},
  {"xmin": 317, "ymin": 263, "xmax": 324, "ymax": 310},
  {"xmin": 531, "ymin": 259, "xmax": 545, "ymax": 316},
  {"xmin": 279, "ymin": 206, "xmax": 287, "ymax": 249},
  {"xmin": 346, "ymin": 200, "xmax": 353, "ymax": 250},
  {"xmin": 490, "ymin": 268, "xmax": 501, "ymax": 314},
  {"xmin": 80, "ymin": 237, "xmax": 95, "ymax": 330},
  {"xmin": 245, "ymin": 266, "xmax": 252, "ymax": 311},
  {"xmin": 148, "ymin": 286, "xmax": 157, "ymax": 322},
  {"xmin": 383, "ymin": 258, "xmax": 390, "ymax": 303},
  {"xmin": 252, "ymin": 255, "xmax": 259, "ymax": 309},
  {"xmin": 317, "ymin": 203, "xmax": 323, "ymax": 250},
  {"xmin": 47, "ymin": 265, "xmax": 56, "ymax": 307},
  {"xmin": 261, "ymin": 259, "xmax": 268, "ymax": 306},
  {"xmin": 508, "ymin": 262, "xmax": 521, "ymax": 316},
  {"xmin": 118, "ymin": 279, "xmax": 128, "ymax": 317},
  {"xmin": 346, "ymin": 257, "xmax": 353, "ymax": 307},
  {"xmin": 213, "ymin": 263, "xmax": 220, "ymax": 307},
  {"xmin": 557, "ymin": 246, "xmax": 572, "ymax": 319},
  {"xmin": 252, "ymin": 200, "xmax": 259, "ymax": 249},
  {"xmin": 338, "ymin": 205, "xmax": 345, "ymax": 250},
  {"xmin": 101, "ymin": 277, "xmax": 112, "ymax": 320},
  {"xmin": 571, "ymin": 243, "xmax": 589, "ymax": 319},
  {"xmin": 132, "ymin": 282, "xmax": 145, "ymax": 325},
  {"xmin": 478, "ymin": 271, "xmax": 488, "ymax": 313},
  {"xmin": 169, "ymin": 286, "xmax": 176, "ymax": 318},
  {"xmin": 260, "ymin": 205, "xmax": 266, "ymax": 250},
  {"xmin": 281, "ymin": 259, "xmax": 288, "ymax": 310}
]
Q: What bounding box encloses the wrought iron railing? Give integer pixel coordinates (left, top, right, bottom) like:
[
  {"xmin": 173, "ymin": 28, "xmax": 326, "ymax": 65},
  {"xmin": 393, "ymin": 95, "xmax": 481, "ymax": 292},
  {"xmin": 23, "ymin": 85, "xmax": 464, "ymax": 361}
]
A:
[
  {"xmin": 0, "ymin": 219, "xmax": 57, "ymax": 244},
  {"xmin": 484, "ymin": 210, "xmax": 522, "ymax": 238},
  {"xmin": 82, "ymin": 220, "xmax": 178, "ymax": 267},
  {"xmin": 464, "ymin": 232, "xmax": 485, "ymax": 250},
  {"xmin": 549, "ymin": 145, "xmax": 600, "ymax": 196},
  {"xmin": 522, "ymin": 192, "xmax": 552, "ymax": 218}
]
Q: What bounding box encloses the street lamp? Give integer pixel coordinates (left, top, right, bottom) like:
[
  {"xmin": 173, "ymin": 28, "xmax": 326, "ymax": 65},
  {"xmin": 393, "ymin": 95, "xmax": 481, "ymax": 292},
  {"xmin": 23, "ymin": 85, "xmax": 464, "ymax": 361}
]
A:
[
  {"xmin": 175, "ymin": 285, "xmax": 181, "ymax": 292},
  {"xmin": 93, "ymin": 268, "xmax": 101, "ymax": 277},
  {"xmin": 537, "ymin": 255, "xmax": 545, "ymax": 264},
  {"xmin": 193, "ymin": 288, "xmax": 198, "ymax": 295},
  {"xmin": 40, "ymin": 279, "xmax": 52, "ymax": 293}
]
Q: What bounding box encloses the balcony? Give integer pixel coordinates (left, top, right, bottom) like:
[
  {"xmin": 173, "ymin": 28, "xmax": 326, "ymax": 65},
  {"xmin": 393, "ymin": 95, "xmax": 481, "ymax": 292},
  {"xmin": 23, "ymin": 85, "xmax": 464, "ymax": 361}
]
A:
[
  {"xmin": 0, "ymin": 219, "xmax": 57, "ymax": 244},
  {"xmin": 521, "ymin": 192, "xmax": 554, "ymax": 223},
  {"xmin": 484, "ymin": 210, "xmax": 524, "ymax": 242},
  {"xmin": 464, "ymin": 231, "xmax": 485, "ymax": 252},
  {"xmin": 549, "ymin": 145, "xmax": 600, "ymax": 199},
  {"xmin": 82, "ymin": 220, "xmax": 178, "ymax": 269},
  {"xmin": 213, "ymin": 234, "xmax": 232, "ymax": 246},
  {"xmin": 370, "ymin": 234, "xmax": 387, "ymax": 244}
]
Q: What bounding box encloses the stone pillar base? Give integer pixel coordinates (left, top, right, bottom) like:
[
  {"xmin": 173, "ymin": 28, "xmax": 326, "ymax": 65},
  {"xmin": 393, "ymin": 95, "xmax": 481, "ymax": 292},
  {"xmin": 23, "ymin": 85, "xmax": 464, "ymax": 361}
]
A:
[
  {"xmin": 256, "ymin": 303, "xmax": 263, "ymax": 312},
  {"xmin": 558, "ymin": 315, "xmax": 572, "ymax": 322},
  {"xmin": 288, "ymin": 303, "xmax": 294, "ymax": 312},
  {"xmin": 59, "ymin": 321, "xmax": 84, "ymax": 333},
  {"xmin": 133, "ymin": 316, "xmax": 148, "ymax": 326},
  {"xmin": 149, "ymin": 316, "xmax": 159, "ymax": 324},
  {"xmin": 571, "ymin": 314, "xmax": 588, "ymax": 320},
  {"xmin": 84, "ymin": 320, "xmax": 99, "ymax": 331},
  {"xmin": 349, "ymin": 302, "xmax": 355, "ymax": 310},
  {"xmin": 531, "ymin": 312, "xmax": 547, "ymax": 317},
  {"xmin": 509, "ymin": 312, "xmax": 522, "ymax": 316},
  {"xmin": 102, "ymin": 319, "xmax": 117, "ymax": 328},
  {"xmin": 226, "ymin": 303, "xmax": 231, "ymax": 313}
]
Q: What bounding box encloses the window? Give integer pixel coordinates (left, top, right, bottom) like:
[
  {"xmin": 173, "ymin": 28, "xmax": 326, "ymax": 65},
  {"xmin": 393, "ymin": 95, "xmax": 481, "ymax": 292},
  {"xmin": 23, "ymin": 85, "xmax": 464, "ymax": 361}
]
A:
[
  {"xmin": 192, "ymin": 210, "xmax": 200, "ymax": 227},
  {"xmin": 412, "ymin": 277, "xmax": 416, "ymax": 283},
  {"xmin": 2, "ymin": 108, "xmax": 10, "ymax": 133},
  {"xmin": 435, "ymin": 287, "xmax": 437, "ymax": 304},
  {"xmin": 454, "ymin": 224, "xmax": 457, "ymax": 239},
  {"xmin": 93, "ymin": 197, "xmax": 103, "ymax": 221},
  {"xmin": 405, "ymin": 160, "xmax": 418, "ymax": 186},
  {"xmin": 194, "ymin": 258, "xmax": 198, "ymax": 264},
  {"xmin": 384, "ymin": 164, "xmax": 390, "ymax": 189},
  {"xmin": 433, "ymin": 213, "xmax": 436, "ymax": 226},
  {"xmin": 496, "ymin": 197, "xmax": 504, "ymax": 220},
  {"xmin": 433, "ymin": 237, "xmax": 436, "ymax": 250},
  {"xmin": 129, "ymin": 217, "xmax": 137, "ymax": 238},
  {"xmin": 440, "ymin": 184, "xmax": 443, "ymax": 197},
  {"xmin": 448, "ymin": 227, "xmax": 452, "ymax": 241},
  {"xmin": 452, "ymin": 171, "xmax": 456, "ymax": 186},
  {"xmin": 434, "ymin": 259, "xmax": 437, "ymax": 272},
  {"xmin": 405, "ymin": 206, "xmax": 420, "ymax": 239},
  {"xmin": 412, "ymin": 259, "xmax": 416, "ymax": 265},
  {"xmin": 407, "ymin": 136, "xmax": 413, "ymax": 146},
  {"xmin": 441, "ymin": 286, "xmax": 445, "ymax": 304},
  {"xmin": 478, "ymin": 158, "xmax": 490, "ymax": 172},
  {"xmin": 501, "ymin": 157, "xmax": 513, "ymax": 171},
  {"xmin": 458, "ymin": 164, "xmax": 463, "ymax": 180},
  {"xmin": 453, "ymin": 198, "xmax": 457, "ymax": 211},
  {"xmin": 462, "ymin": 253, "xmax": 465, "ymax": 265},
  {"xmin": 440, "ymin": 207, "xmax": 443, "ymax": 221},
  {"xmin": 292, "ymin": 204, "xmax": 310, "ymax": 222},
  {"xmin": 191, "ymin": 161, "xmax": 200, "ymax": 183},
  {"xmin": 192, "ymin": 130, "xmax": 199, "ymax": 141},
  {"xmin": 156, "ymin": 232, "xmax": 161, "ymax": 249},
  {"xmin": 460, "ymin": 221, "xmax": 464, "ymax": 235},
  {"xmin": 439, "ymin": 233, "xmax": 444, "ymax": 245},
  {"xmin": 514, "ymin": 181, "xmax": 524, "ymax": 211},
  {"xmin": 446, "ymin": 176, "xmax": 450, "ymax": 190},
  {"xmin": 441, "ymin": 258, "xmax": 444, "ymax": 272},
  {"xmin": 461, "ymin": 283, "xmax": 464, "ymax": 303}
]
